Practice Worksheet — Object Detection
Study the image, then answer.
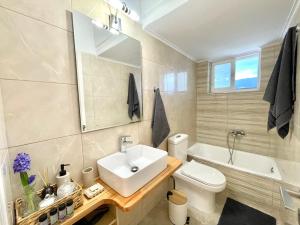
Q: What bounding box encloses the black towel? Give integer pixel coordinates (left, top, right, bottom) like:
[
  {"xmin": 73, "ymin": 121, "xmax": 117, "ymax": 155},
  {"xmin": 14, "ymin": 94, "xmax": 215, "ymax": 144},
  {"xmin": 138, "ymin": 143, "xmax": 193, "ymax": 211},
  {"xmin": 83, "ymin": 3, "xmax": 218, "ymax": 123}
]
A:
[
  {"xmin": 263, "ymin": 26, "xmax": 298, "ymax": 139},
  {"xmin": 127, "ymin": 73, "xmax": 140, "ymax": 119},
  {"xmin": 151, "ymin": 88, "xmax": 170, "ymax": 148}
]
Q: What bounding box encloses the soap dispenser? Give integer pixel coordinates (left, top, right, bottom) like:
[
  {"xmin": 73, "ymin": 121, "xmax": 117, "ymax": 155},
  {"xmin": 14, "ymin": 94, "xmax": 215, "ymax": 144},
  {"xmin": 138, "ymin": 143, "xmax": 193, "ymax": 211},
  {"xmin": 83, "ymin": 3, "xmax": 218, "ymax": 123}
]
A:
[{"xmin": 56, "ymin": 164, "xmax": 71, "ymax": 187}]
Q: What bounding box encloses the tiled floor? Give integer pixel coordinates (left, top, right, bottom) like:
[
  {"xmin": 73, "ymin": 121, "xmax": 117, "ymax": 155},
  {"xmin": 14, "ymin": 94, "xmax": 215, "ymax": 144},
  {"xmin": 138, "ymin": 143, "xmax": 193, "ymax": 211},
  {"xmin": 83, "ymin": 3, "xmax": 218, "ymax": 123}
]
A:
[
  {"xmin": 138, "ymin": 193, "xmax": 227, "ymax": 225},
  {"xmin": 138, "ymin": 192, "xmax": 292, "ymax": 225},
  {"xmin": 138, "ymin": 199, "xmax": 199, "ymax": 225}
]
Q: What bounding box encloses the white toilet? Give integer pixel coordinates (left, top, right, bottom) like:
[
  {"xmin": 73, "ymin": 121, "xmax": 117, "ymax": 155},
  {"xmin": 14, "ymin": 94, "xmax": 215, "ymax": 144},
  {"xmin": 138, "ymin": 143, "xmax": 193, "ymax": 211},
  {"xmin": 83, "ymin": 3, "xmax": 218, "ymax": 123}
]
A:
[{"xmin": 168, "ymin": 134, "xmax": 226, "ymax": 213}]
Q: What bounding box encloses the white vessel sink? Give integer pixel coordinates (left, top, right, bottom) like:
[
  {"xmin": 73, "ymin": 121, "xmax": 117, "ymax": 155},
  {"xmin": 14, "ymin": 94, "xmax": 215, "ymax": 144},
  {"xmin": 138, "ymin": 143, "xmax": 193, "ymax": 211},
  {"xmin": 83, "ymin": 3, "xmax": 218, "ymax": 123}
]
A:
[{"xmin": 97, "ymin": 144, "xmax": 168, "ymax": 197}]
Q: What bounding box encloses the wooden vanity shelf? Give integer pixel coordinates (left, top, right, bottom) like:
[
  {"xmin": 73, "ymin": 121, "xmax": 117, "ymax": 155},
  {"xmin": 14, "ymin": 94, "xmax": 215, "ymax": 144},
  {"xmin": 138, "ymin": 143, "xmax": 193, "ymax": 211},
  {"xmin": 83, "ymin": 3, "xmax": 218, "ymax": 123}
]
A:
[
  {"xmin": 73, "ymin": 204, "xmax": 116, "ymax": 225},
  {"xmin": 95, "ymin": 206, "xmax": 116, "ymax": 225},
  {"xmin": 60, "ymin": 156, "xmax": 181, "ymax": 225}
]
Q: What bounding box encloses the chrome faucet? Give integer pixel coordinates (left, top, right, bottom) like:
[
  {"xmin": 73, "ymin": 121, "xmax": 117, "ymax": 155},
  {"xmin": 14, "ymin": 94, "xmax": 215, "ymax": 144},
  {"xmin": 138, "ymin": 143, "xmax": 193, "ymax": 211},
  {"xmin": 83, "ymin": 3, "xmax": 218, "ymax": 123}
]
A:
[
  {"xmin": 120, "ymin": 135, "xmax": 133, "ymax": 153},
  {"xmin": 227, "ymin": 129, "xmax": 246, "ymax": 165},
  {"xmin": 229, "ymin": 129, "xmax": 246, "ymax": 137}
]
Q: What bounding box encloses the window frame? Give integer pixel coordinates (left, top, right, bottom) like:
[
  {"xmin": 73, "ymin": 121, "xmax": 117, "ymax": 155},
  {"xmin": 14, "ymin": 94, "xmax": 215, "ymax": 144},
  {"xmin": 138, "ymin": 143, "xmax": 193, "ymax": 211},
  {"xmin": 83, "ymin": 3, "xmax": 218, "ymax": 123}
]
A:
[{"xmin": 210, "ymin": 52, "xmax": 261, "ymax": 93}]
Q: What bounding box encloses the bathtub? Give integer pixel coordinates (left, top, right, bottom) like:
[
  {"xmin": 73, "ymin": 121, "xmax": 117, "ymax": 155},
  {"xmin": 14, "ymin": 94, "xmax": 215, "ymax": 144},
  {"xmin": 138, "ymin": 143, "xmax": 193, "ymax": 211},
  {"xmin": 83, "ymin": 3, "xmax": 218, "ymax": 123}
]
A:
[{"xmin": 187, "ymin": 143, "xmax": 282, "ymax": 181}]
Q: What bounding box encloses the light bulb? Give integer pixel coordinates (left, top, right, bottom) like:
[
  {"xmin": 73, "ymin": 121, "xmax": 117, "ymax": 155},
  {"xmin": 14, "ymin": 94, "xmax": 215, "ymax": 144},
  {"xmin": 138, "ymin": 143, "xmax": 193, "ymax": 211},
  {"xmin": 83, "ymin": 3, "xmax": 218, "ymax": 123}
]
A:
[{"xmin": 105, "ymin": 0, "xmax": 140, "ymax": 22}]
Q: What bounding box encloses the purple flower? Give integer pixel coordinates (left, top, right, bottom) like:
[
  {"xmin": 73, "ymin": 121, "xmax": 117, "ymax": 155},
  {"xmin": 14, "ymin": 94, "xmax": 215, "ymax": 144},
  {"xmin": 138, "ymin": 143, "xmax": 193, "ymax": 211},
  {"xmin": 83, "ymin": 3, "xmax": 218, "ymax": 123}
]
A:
[
  {"xmin": 28, "ymin": 175, "xmax": 36, "ymax": 185},
  {"xmin": 13, "ymin": 153, "xmax": 31, "ymax": 173}
]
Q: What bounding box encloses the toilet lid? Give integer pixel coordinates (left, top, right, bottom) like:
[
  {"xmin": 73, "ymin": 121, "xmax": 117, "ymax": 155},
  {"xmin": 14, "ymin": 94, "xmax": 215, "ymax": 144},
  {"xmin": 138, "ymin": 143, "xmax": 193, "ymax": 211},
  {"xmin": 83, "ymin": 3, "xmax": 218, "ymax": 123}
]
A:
[{"xmin": 181, "ymin": 160, "xmax": 226, "ymax": 187}]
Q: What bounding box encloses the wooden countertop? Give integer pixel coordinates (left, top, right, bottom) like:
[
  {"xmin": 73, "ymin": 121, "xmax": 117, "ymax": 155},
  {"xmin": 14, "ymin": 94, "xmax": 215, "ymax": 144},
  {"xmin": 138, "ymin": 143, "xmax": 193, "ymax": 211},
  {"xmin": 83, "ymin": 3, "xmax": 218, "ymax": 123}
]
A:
[{"xmin": 61, "ymin": 156, "xmax": 182, "ymax": 225}]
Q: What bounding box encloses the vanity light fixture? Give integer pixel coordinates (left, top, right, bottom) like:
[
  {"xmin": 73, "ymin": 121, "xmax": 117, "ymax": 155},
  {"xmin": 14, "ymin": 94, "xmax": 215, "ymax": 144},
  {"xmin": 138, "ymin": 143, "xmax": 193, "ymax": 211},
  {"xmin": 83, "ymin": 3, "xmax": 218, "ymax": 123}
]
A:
[
  {"xmin": 105, "ymin": 0, "xmax": 140, "ymax": 21},
  {"xmin": 109, "ymin": 14, "xmax": 122, "ymax": 34},
  {"xmin": 91, "ymin": 17, "xmax": 120, "ymax": 35}
]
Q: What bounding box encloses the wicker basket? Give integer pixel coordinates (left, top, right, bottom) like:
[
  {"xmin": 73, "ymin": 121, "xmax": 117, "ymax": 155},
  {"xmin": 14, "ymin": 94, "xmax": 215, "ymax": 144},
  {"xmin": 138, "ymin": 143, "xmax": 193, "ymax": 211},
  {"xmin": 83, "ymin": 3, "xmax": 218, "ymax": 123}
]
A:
[{"xmin": 15, "ymin": 182, "xmax": 83, "ymax": 225}]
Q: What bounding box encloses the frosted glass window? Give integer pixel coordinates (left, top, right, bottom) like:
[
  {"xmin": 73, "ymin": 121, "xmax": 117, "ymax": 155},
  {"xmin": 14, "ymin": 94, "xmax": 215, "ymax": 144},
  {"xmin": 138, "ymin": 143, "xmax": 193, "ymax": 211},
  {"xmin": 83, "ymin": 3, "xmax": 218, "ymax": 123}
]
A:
[
  {"xmin": 177, "ymin": 72, "xmax": 187, "ymax": 92},
  {"xmin": 164, "ymin": 73, "xmax": 176, "ymax": 92}
]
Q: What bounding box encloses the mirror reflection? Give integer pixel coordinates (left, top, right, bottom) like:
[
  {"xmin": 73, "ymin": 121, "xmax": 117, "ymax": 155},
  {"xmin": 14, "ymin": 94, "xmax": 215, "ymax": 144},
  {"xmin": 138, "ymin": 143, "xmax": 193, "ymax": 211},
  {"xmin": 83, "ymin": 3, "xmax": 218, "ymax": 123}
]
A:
[{"xmin": 72, "ymin": 11, "xmax": 142, "ymax": 132}]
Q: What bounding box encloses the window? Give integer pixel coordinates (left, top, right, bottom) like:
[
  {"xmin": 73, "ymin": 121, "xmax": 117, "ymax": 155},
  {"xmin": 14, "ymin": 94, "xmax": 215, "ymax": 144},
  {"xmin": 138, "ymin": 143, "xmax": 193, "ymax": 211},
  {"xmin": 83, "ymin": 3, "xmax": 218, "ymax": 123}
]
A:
[
  {"xmin": 163, "ymin": 71, "xmax": 188, "ymax": 92},
  {"xmin": 210, "ymin": 53, "xmax": 260, "ymax": 93},
  {"xmin": 164, "ymin": 72, "xmax": 176, "ymax": 92},
  {"xmin": 177, "ymin": 72, "xmax": 187, "ymax": 92}
]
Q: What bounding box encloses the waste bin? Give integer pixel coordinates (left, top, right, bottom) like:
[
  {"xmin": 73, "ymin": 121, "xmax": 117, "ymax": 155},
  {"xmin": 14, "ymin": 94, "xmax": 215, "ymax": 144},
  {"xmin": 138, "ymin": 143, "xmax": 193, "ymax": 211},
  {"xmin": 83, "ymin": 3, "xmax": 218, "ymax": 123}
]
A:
[{"xmin": 167, "ymin": 190, "xmax": 188, "ymax": 225}]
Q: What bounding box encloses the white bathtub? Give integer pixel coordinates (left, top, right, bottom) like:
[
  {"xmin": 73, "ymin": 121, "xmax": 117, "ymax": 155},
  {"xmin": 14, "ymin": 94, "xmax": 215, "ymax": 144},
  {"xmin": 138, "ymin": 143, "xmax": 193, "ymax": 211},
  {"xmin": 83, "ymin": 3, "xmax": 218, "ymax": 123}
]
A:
[{"xmin": 187, "ymin": 143, "xmax": 282, "ymax": 181}]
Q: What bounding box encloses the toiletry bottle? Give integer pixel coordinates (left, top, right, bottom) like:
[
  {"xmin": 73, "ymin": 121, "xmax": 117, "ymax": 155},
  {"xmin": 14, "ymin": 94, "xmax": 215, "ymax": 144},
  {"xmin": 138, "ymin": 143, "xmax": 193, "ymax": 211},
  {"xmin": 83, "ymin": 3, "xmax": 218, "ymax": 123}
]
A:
[
  {"xmin": 50, "ymin": 208, "xmax": 58, "ymax": 225},
  {"xmin": 56, "ymin": 164, "xmax": 71, "ymax": 187},
  {"xmin": 66, "ymin": 199, "xmax": 74, "ymax": 218},
  {"xmin": 58, "ymin": 203, "xmax": 67, "ymax": 222},
  {"xmin": 38, "ymin": 213, "xmax": 48, "ymax": 225}
]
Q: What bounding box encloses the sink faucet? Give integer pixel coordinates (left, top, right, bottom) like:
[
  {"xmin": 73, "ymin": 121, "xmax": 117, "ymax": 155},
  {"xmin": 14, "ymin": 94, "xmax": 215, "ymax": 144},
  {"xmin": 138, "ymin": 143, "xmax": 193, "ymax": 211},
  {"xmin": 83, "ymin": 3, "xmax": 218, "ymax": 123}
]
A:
[{"xmin": 120, "ymin": 135, "xmax": 133, "ymax": 153}]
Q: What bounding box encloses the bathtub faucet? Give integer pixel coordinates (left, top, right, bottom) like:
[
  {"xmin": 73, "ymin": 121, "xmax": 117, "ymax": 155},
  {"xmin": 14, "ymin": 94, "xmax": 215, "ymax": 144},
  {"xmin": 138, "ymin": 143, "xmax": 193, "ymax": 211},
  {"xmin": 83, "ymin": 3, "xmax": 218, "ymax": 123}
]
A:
[
  {"xmin": 229, "ymin": 129, "xmax": 246, "ymax": 137},
  {"xmin": 227, "ymin": 129, "xmax": 246, "ymax": 165}
]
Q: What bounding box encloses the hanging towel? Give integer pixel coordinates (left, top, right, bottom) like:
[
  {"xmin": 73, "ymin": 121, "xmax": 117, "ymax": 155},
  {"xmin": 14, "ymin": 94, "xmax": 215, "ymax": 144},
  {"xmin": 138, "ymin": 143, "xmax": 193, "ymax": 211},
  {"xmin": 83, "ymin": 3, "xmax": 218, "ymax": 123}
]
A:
[
  {"xmin": 151, "ymin": 88, "xmax": 170, "ymax": 148},
  {"xmin": 263, "ymin": 26, "xmax": 298, "ymax": 139},
  {"xmin": 127, "ymin": 73, "xmax": 140, "ymax": 119}
]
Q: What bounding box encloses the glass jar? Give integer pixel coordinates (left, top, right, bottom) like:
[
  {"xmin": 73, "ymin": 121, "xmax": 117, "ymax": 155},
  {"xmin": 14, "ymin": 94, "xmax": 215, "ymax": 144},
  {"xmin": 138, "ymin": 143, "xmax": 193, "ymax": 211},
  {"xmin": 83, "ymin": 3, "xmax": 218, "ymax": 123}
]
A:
[
  {"xmin": 66, "ymin": 199, "xmax": 74, "ymax": 218},
  {"xmin": 58, "ymin": 204, "xmax": 66, "ymax": 222},
  {"xmin": 22, "ymin": 185, "xmax": 40, "ymax": 216},
  {"xmin": 50, "ymin": 208, "xmax": 58, "ymax": 225},
  {"xmin": 38, "ymin": 213, "xmax": 48, "ymax": 225}
]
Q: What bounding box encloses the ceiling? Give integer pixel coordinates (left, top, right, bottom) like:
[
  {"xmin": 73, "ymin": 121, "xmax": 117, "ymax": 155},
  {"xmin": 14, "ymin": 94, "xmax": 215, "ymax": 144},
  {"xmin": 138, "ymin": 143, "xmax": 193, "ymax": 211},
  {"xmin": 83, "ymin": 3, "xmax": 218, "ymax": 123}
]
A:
[{"xmin": 141, "ymin": 0, "xmax": 298, "ymax": 61}]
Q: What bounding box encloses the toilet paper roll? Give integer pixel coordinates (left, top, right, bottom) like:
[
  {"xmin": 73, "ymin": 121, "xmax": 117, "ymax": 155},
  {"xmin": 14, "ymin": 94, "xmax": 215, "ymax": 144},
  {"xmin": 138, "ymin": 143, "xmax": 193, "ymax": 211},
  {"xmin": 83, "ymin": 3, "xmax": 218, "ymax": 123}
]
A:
[{"xmin": 82, "ymin": 167, "xmax": 95, "ymax": 188}]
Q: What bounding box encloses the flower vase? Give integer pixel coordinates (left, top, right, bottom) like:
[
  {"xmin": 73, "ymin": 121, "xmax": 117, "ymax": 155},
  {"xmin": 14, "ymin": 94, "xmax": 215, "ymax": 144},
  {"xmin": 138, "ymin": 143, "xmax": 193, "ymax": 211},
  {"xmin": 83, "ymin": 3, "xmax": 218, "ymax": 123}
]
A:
[{"xmin": 22, "ymin": 185, "xmax": 39, "ymax": 216}]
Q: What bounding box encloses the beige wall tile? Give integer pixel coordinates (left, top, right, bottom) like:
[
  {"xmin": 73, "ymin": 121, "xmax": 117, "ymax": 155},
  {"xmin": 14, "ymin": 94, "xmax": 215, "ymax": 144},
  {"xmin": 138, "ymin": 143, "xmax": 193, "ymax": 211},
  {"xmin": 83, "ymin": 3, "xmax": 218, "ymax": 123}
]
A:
[
  {"xmin": 138, "ymin": 120, "xmax": 152, "ymax": 146},
  {"xmin": 0, "ymin": 84, "xmax": 13, "ymax": 225},
  {"xmin": 141, "ymin": 179, "xmax": 169, "ymax": 219},
  {"xmin": 0, "ymin": 86, "xmax": 7, "ymax": 150},
  {"xmin": 117, "ymin": 201, "xmax": 143, "ymax": 225},
  {"xmin": 0, "ymin": 148, "xmax": 13, "ymax": 225},
  {"xmin": 142, "ymin": 59, "xmax": 164, "ymax": 91},
  {"xmin": 142, "ymin": 90, "xmax": 154, "ymax": 121},
  {"xmin": 117, "ymin": 179, "xmax": 169, "ymax": 225},
  {"xmin": 0, "ymin": 7, "xmax": 76, "ymax": 84},
  {"xmin": 81, "ymin": 123, "xmax": 139, "ymax": 177},
  {"xmin": 9, "ymin": 134, "xmax": 83, "ymax": 199},
  {"xmin": 0, "ymin": 80, "xmax": 80, "ymax": 147},
  {"xmin": 0, "ymin": 0, "xmax": 72, "ymax": 31}
]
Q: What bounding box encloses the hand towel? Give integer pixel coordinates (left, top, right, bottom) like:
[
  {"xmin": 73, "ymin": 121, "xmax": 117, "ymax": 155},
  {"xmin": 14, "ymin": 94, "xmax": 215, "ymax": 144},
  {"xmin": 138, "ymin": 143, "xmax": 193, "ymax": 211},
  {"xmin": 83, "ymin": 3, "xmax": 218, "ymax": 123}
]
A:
[
  {"xmin": 127, "ymin": 73, "xmax": 140, "ymax": 119},
  {"xmin": 263, "ymin": 26, "xmax": 298, "ymax": 139},
  {"xmin": 151, "ymin": 88, "xmax": 170, "ymax": 148}
]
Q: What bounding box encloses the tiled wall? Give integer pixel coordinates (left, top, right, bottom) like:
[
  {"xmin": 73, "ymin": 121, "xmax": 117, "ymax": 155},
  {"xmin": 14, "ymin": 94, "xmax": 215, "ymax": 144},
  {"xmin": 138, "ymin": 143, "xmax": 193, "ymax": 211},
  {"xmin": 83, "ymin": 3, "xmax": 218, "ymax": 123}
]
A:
[
  {"xmin": 82, "ymin": 53, "xmax": 142, "ymax": 130},
  {"xmin": 0, "ymin": 0, "xmax": 196, "ymax": 200},
  {"xmin": 196, "ymin": 44, "xmax": 300, "ymax": 162},
  {"xmin": 0, "ymin": 87, "xmax": 13, "ymax": 225}
]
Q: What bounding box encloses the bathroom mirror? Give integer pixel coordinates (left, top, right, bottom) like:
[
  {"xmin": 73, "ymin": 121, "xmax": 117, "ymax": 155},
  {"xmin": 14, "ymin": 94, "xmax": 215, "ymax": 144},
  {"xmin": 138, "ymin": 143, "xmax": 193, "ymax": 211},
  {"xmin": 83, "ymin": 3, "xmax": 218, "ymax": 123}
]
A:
[{"xmin": 72, "ymin": 11, "xmax": 143, "ymax": 132}]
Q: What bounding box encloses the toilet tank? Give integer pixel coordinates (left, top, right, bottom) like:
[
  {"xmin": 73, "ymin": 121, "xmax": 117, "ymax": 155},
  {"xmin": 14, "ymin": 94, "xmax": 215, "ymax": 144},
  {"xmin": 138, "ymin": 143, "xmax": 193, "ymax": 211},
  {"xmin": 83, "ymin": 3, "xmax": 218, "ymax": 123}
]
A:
[{"xmin": 168, "ymin": 134, "xmax": 189, "ymax": 161}]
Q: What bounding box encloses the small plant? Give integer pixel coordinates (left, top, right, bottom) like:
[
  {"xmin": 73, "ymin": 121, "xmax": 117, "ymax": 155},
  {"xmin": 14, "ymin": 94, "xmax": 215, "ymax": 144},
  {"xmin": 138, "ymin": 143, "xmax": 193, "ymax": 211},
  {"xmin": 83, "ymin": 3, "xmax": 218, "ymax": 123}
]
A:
[
  {"xmin": 13, "ymin": 153, "xmax": 36, "ymax": 187},
  {"xmin": 13, "ymin": 152, "xmax": 39, "ymax": 215}
]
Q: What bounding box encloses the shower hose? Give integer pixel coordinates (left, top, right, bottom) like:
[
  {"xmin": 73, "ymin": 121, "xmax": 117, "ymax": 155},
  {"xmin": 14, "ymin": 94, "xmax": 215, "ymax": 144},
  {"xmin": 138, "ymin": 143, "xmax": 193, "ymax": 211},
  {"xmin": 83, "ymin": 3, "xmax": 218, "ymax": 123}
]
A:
[{"xmin": 227, "ymin": 132, "xmax": 236, "ymax": 165}]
